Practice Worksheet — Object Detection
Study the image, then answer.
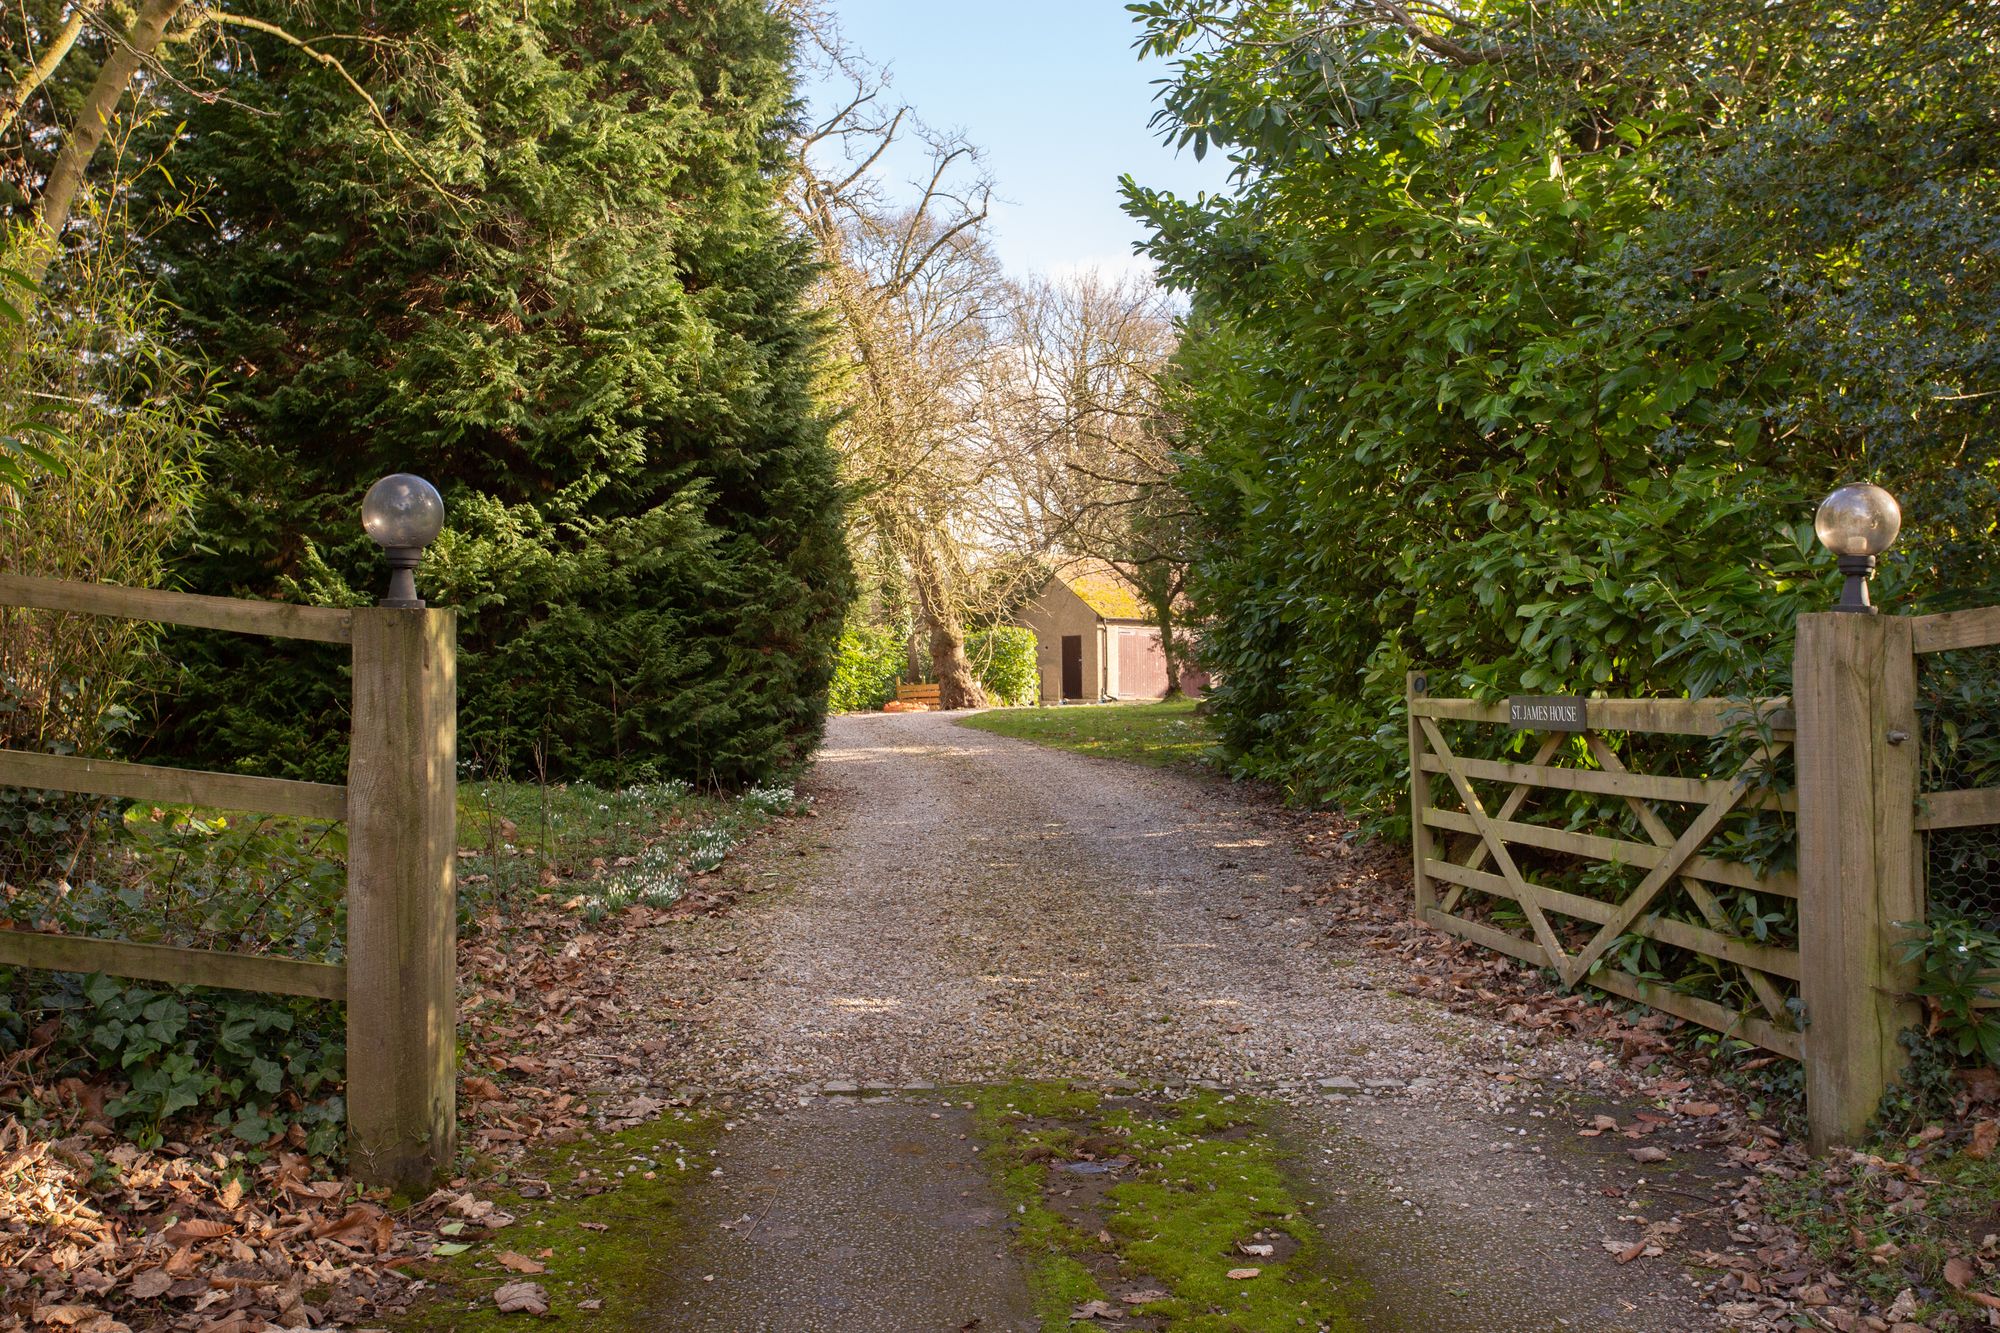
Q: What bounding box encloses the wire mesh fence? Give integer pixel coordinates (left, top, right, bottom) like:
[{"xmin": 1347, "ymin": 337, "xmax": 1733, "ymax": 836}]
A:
[{"xmin": 1917, "ymin": 645, "xmax": 2000, "ymax": 924}]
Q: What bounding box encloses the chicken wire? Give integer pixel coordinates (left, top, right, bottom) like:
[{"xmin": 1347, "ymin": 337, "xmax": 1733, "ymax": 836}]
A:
[{"xmin": 1918, "ymin": 646, "xmax": 2000, "ymax": 925}]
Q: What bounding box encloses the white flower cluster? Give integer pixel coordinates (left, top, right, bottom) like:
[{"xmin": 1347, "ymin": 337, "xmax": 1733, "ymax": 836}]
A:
[
  {"xmin": 565, "ymin": 779, "xmax": 801, "ymax": 921},
  {"xmin": 740, "ymin": 783, "xmax": 807, "ymax": 817},
  {"xmin": 685, "ymin": 825, "xmax": 737, "ymax": 873}
]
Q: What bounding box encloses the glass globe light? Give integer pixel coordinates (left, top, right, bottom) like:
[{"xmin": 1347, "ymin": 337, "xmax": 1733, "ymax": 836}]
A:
[
  {"xmin": 1813, "ymin": 483, "xmax": 1901, "ymax": 613},
  {"xmin": 361, "ymin": 474, "xmax": 444, "ymax": 608},
  {"xmin": 1814, "ymin": 483, "xmax": 1901, "ymax": 558},
  {"xmin": 362, "ymin": 474, "xmax": 445, "ymax": 550}
]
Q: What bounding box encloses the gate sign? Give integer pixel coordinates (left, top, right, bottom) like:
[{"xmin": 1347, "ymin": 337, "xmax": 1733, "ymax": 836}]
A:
[{"xmin": 1508, "ymin": 695, "xmax": 1587, "ymax": 732}]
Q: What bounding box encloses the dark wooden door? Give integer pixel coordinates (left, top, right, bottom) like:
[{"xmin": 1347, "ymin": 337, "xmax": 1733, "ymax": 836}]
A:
[{"xmin": 1060, "ymin": 634, "xmax": 1084, "ymax": 699}]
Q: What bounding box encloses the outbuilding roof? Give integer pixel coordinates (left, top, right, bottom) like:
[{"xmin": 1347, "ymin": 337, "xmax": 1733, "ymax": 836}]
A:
[{"xmin": 1053, "ymin": 559, "xmax": 1150, "ymax": 622}]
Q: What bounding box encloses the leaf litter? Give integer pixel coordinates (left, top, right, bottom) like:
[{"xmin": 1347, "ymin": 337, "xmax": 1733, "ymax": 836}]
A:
[{"xmin": 0, "ymin": 791, "xmax": 782, "ymax": 1331}]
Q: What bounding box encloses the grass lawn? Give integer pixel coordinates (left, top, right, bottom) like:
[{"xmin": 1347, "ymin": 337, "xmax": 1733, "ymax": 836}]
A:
[{"xmin": 957, "ymin": 698, "xmax": 1218, "ymax": 772}]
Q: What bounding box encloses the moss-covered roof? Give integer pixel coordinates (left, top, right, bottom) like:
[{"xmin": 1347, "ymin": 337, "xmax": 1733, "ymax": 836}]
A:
[{"xmin": 1056, "ymin": 561, "xmax": 1150, "ymax": 621}]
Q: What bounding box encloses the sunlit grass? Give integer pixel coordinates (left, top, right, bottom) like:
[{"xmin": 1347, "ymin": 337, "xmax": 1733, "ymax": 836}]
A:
[{"xmin": 957, "ymin": 699, "xmax": 1218, "ymax": 773}]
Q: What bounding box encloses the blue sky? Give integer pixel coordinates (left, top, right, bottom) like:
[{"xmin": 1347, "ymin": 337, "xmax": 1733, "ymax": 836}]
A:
[{"xmin": 804, "ymin": 1, "xmax": 1234, "ymax": 279}]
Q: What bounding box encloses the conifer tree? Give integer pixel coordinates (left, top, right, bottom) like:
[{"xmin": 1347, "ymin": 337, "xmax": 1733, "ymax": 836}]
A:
[{"xmin": 143, "ymin": 0, "xmax": 851, "ymax": 783}]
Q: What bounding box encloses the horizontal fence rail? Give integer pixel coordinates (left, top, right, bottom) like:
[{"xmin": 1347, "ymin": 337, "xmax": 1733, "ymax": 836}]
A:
[
  {"xmin": 1910, "ymin": 605, "xmax": 2000, "ymax": 655},
  {"xmin": 1412, "ymin": 695, "xmax": 1798, "ymax": 737},
  {"xmin": 0, "ymin": 572, "xmax": 455, "ymax": 1189},
  {"xmin": 0, "ymin": 748, "xmax": 347, "ymax": 821},
  {"xmin": 0, "ymin": 932, "xmax": 346, "ymax": 1000},
  {"xmin": 0, "ymin": 572, "xmax": 354, "ymax": 643},
  {"xmin": 1409, "ymin": 678, "xmax": 1801, "ymax": 1060}
]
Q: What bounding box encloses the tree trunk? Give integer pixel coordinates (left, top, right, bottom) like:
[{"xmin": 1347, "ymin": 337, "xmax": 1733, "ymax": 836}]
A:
[
  {"xmin": 27, "ymin": 0, "xmax": 187, "ymax": 283},
  {"xmin": 907, "ymin": 531, "xmax": 985, "ymax": 710},
  {"xmin": 1154, "ymin": 597, "xmax": 1182, "ymax": 699},
  {"xmin": 928, "ymin": 616, "xmax": 985, "ymax": 710}
]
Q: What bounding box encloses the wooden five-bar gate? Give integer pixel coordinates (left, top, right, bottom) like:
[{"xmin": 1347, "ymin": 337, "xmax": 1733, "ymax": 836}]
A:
[
  {"xmin": 1408, "ymin": 681, "xmax": 1802, "ymax": 1058},
  {"xmin": 0, "ymin": 573, "xmax": 457, "ymax": 1190},
  {"xmin": 1411, "ymin": 601, "xmax": 2000, "ymax": 1150}
]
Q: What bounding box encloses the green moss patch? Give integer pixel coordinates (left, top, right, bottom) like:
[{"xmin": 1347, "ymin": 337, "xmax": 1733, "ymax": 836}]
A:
[
  {"xmin": 391, "ymin": 1110, "xmax": 720, "ymax": 1330},
  {"xmin": 967, "ymin": 1082, "xmax": 1367, "ymax": 1332}
]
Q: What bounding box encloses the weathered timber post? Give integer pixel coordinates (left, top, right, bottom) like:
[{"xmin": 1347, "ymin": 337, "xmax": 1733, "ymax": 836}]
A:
[
  {"xmin": 1796, "ymin": 611, "xmax": 1922, "ymax": 1152},
  {"xmin": 1408, "ymin": 671, "xmax": 1436, "ymax": 922},
  {"xmin": 346, "ymin": 606, "xmax": 457, "ymax": 1191}
]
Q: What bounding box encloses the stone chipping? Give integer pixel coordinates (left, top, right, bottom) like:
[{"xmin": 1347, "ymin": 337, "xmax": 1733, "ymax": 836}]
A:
[{"xmin": 587, "ymin": 711, "xmax": 1743, "ymax": 1331}]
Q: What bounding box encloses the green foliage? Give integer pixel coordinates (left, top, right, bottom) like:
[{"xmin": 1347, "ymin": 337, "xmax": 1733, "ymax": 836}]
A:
[
  {"xmin": 457, "ymin": 773, "xmax": 804, "ymax": 924},
  {"xmin": 1125, "ymin": 0, "xmax": 1999, "ymax": 819},
  {"xmin": 2, "ymin": 806, "xmax": 347, "ymax": 963},
  {"xmin": 1, "ymin": 175, "xmax": 207, "ymax": 776},
  {"xmin": 0, "ymin": 804, "xmax": 351, "ymax": 1155},
  {"xmin": 966, "ymin": 625, "xmax": 1039, "ymax": 707},
  {"xmin": 0, "ymin": 772, "xmax": 793, "ymax": 1158},
  {"xmin": 828, "ymin": 625, "xmax": 906, "ymax": 713},
  {"xmin": 0, "ymin": 264, "xmax": 67, "ymax": 494},
  {"xmin": 1900, "ymin": 919, "xmax": 2000, "ymax": 1067},
  {"xmin": 138, "ymin": 0, "xmax": 851, "ymax": 787},
  {"xmin": 1, "ymin": 971, "xmax": 345, "ymax": 1155},
  {"xmin": 826, "ymin": 624, "xmax": 1040, "ymax": 711}
]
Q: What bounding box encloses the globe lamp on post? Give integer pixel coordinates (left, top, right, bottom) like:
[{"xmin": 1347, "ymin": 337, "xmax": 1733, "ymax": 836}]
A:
[
  {"xmin": 1813, "ymin": 483, "xmax": 1901, "ymax": 614},
  {"xmin": 361, "ymin": 474, "xmax": 445, "ymax": 609}
]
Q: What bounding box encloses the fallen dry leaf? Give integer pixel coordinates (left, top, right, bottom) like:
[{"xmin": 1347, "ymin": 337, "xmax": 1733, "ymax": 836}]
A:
[
  {"xmin": 1070, "ymin": 1300, "xmax": 1124, "ymax": 1320},
  {"xmin": 162, "ymin": 1218, "xmax": 233, "ymax": 1244},
  {"xmin": 497, "ymin": 1250, "xmax": 547, "ymax": 1274},
  {"xmin": 1601, "ymin": 1238, "xmax": 1660, "ymax": 1265},
  {"xmin": 1677, "ymin": 1101, "xmax": 1721, "ymax": 1117},
  {"xmin": 127, "ymin": 1270, "xmax": 173, "ymax": 1300},
  {"xmin": 1226, "ymin": 1267, "xmax": 1261, "ymax": 1280},
  {"xmin": 493, "ymin": 1280, "xmax": 550, "ymax": 1315},
  {"xmin": 1946, "ymin": 1255, "xmax": 1976, "ymax": 1290},
  {"xmin": 314, "ymin": 1202, "xmax": 387, "ymax": 1245},
  {"xmin": 1971, "ymin": 1120, "xmax": 2000, "ymax": 1161},
  {"xmin": 1627, "ymin": 1146, "xmax": 1671, "ymax": 1164}
]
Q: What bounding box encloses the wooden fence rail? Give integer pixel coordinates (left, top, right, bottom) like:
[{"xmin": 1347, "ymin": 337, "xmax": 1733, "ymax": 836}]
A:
[{"xmin": 0, "ymin": 576, "xmax": 454, "ymax": 1190}]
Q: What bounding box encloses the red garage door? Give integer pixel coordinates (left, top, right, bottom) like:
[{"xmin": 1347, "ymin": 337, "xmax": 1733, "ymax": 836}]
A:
[{"xmin": 1116, "ymin": 627, "xmax": 1169, "ymax": 699}]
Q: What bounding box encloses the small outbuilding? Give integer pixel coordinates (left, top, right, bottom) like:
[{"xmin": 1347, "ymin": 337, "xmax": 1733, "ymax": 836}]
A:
[{"xmin": 1017, "ymin": 560, "xmax": 1189, "ymax": 704}]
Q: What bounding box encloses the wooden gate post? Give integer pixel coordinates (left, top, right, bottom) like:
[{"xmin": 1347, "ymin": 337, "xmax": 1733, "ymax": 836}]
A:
[
  {"xmin": 1408, "ymin": 671, "xmax": 1436, "ymax": 921},
  {"xmin": 346, "ymin": 606, "xmax": 457, "ymax": 1191},
  {"xmin": 1796, "ymin": 611, "xmax": 1922, "ymax": 1151}
]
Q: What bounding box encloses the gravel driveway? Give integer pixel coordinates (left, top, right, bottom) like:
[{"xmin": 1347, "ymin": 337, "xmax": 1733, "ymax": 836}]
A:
[{"xmin": 622, "ymin": 711, "xmax": 1737, "ymax": 1331}]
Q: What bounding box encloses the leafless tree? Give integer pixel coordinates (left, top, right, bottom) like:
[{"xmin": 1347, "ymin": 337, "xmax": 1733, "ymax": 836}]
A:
[
  {"xmin": 783, "ymin": 8, "xmax": 1015, "ymax": 709},
  {"xmin": 984, "ymin": 270, "xmax": 1196, "ymax": 690}
]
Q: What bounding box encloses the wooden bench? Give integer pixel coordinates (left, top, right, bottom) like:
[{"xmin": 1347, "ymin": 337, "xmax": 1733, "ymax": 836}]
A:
[{"xmin": 895, "ymin": 682, "xmax": 942, "ymax": 707}]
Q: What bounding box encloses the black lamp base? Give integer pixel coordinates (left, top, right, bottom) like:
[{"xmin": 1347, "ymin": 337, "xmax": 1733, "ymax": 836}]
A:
[
  {"xmin": 378, "ymin": 550, "xmax": 427, "ymax": 609},
  {"xmin": 1834, "ymin": 554, "xmax": 1878, "ymax": 614}
]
